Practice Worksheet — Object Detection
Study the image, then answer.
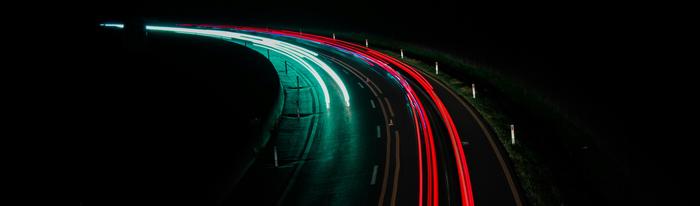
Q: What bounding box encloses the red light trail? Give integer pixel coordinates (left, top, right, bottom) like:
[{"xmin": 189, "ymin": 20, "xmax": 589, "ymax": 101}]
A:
[{"xmin": 180, "ymin": 24, "xmax": 474, "ymax": 206}]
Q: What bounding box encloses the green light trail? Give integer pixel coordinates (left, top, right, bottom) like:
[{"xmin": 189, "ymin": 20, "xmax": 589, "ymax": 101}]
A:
[
  {"xmin": 145, "ymin": 25, "xmax": 350, "ymax": 109},
  {"xmin": 100, "ymin": 23, "xmax": 350, "ymax": 109}
]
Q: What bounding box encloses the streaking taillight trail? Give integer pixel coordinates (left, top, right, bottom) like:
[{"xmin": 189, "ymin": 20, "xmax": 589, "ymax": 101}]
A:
[
  {"xmin": 191, "ymin": 24, "xmax": 475, "ymax": 206},
  {"xmin": 103, "ymin": 23, "xmax": 474, "ymax": 206}
]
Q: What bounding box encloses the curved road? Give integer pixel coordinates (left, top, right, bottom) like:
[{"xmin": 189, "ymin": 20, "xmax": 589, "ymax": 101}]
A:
[{"xmin": 101, "ymin": 23, "xmax": 523, "ymax": 206}]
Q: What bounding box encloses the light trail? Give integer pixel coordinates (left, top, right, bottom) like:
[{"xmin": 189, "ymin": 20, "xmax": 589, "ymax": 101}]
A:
[
  {"xmin": 100, "ymin": 24, "xmax": 350, "ymax": 110},
  {"xmin": 194, "ymin": 24, "xmax": 475, "ymax": 206},
  {"xmin": 100, "ymin": 23, "xmax": 124, "ymax": 28},
  {"xmin": 197, "ymin": 25, "xmax": 440, "ymax": 206},
  {"xmin": 102, "ymin": 22, "xmax": 475, "ymax": 206}
]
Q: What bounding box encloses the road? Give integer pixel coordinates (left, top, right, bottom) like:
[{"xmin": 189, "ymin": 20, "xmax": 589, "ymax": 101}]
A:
[{"xmin": 101, "ymin": 23, "xmax": 523, "ymax": 206}]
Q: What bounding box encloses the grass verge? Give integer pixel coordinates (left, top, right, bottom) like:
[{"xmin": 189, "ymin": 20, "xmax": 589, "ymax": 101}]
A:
[
  {"xmin": 379, "ymin": 49, "xmax": 559, "ymax": 205},
  {"xmin": 293, "ymin": 28, "xmax": 615, "ymax": 205},
  {"xmin": 276, "ymin": 26, "xmax": 621, "ymax": 205}
]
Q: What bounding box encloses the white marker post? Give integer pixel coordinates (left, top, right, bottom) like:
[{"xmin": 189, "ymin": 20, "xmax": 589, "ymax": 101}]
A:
[
  {"xmin": 365, "ymin": 39, "xmax": 369, "ymax": 47},
  {"xmin": 435, "ymin": 61, "xmax": 439, "ymax": 75},
  {"xmin": 332, "ymin": 33, "xmax": 336, "ymax": 39},
  {"xmin": 472, "ymin": 83, "xmax": 476, "ymax": 99},
  {"xmin": 510, "ymin": 124, "xmax": 516, "ymax": 144},
  {"xmin": 273, "ymin": 146, "xmax": 279, "ymax": 168},
  {"xmin": 400, "ymin": 49, "xmax": 404, "ymax": 59}
]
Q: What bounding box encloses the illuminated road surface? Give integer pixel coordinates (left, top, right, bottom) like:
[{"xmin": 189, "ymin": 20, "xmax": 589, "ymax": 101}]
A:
[{"xmin": 101, "ymin": 23, "xmax": 522, "ymax": 206}]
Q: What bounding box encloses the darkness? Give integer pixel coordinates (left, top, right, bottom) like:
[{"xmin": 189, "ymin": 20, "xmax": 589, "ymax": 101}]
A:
[
  {"xmin": 75, "ymin": 27, "xmax": 280, "ymax": 205},
  {"xmin": 45, "ymin": 0, "xmax": 691, "ymax": 205}
]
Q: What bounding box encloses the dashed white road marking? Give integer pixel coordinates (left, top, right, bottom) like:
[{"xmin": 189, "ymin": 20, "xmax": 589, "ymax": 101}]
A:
[
  {"xmin": 384, "ymin": 97, "xmax": 394, "ymax": 117},
  {"xmin": 370, "ymin": 165, "xmax": 379, "ymax": 185}
]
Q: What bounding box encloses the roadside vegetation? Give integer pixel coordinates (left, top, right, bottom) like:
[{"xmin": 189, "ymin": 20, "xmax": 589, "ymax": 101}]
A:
[
  {"xmin": 293, "ymin": 29, "xmax": 613, "ymax": 205},
  {"xmin": 379, "ymin": 49, "xmax": 559, "ymax": 205}
]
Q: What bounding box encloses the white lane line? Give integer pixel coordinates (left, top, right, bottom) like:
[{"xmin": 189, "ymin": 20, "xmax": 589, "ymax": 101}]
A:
[
  {"xmin": 372, "ymin": 82, "xmax": 384, "ymax": 94},
  {"xmin": 274, "ymin": 146, "xmax": 279, "ymax": 168},
  {"xmin": 324, "ymin": 55, "xmax": 379, "ymax": 96},
  {"xmin": 384, "ymin": 97, "xmax": 394, "ymax": 117},
  {"xmin": 367, "ymin": 83, "xmax": 378, "ymax": 97},
  {"xmin": 357, "ymin": 82, "xmax": 365, "ymax": 88},
  {"xmin": 377, "ymin": 125, "xmax": 381, "ymax": 138},
  {"xmin": 371, "ymin": 165, "xmax": 379, "ymax": 185},
  {"xmin": 370, "ymin": 99, "xmax": 376, "ymax": 109}
]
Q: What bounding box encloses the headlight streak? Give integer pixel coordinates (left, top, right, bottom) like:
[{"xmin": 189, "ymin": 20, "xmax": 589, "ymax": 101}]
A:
[
  {"xmin": 193, "ymin": 24, "xmax": 475, "ymax": 206},
  {"xmin": 102, "ymin": 22, "xmax": 474, "ymax": 206},
  {"xmin": 100, "ymin": 24, "xmax": 350, "ymax": 109},
  {"xmin": 202, "ymin": 25, "xmax": 440, "ymax": 206},
  {"xmin": 100, "ymin": 23, "xmax": 124, "ymax": 28},
  {"xmin": 250, "ymin": 42, "xmax": 331, "ymax": 109}
]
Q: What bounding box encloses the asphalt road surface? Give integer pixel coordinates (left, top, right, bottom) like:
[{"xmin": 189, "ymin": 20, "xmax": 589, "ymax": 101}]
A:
[{"xmin": 95, "ymin": 24, "xmax": 523, "ymax": 206}]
